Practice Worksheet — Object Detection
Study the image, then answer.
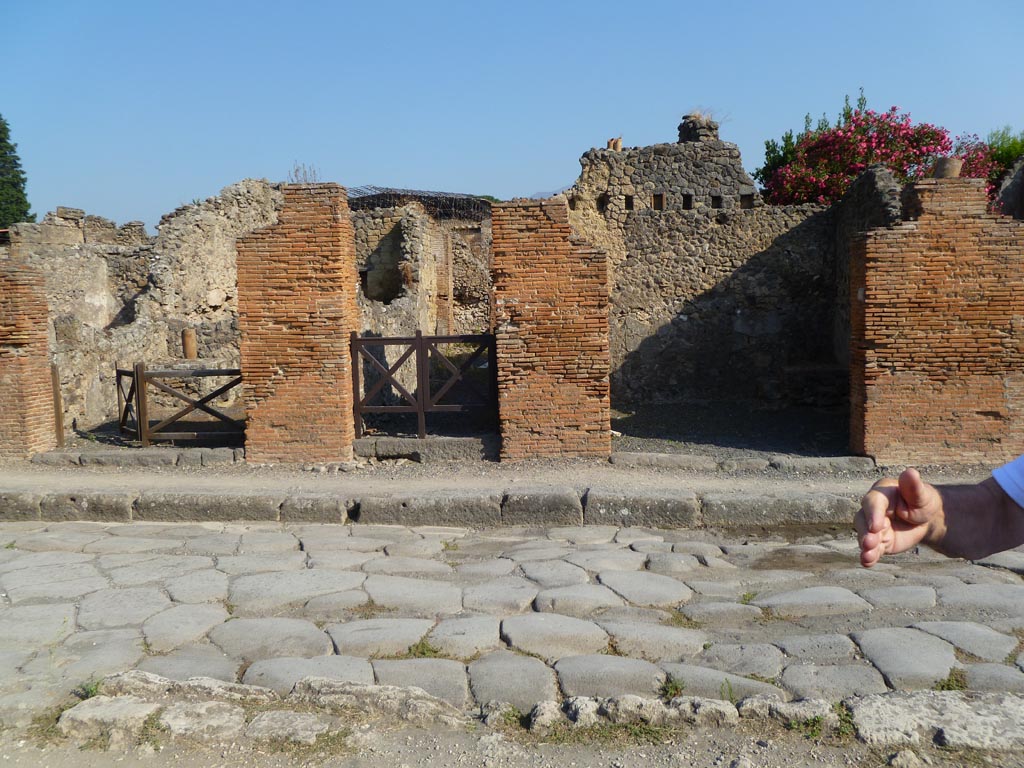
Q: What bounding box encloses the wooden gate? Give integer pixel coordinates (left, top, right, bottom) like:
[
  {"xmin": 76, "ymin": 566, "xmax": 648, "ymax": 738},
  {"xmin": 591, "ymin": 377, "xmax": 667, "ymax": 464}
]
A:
[{"xmin": 351, "ymin": 331, "xmax": 497, "ymax": 439}]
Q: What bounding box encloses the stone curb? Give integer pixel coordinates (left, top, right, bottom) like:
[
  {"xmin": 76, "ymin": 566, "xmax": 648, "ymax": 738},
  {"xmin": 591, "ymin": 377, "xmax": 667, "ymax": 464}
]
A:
[{"xmin": 0, "ymin": 486, "xmax": 862, "ymax": 527}]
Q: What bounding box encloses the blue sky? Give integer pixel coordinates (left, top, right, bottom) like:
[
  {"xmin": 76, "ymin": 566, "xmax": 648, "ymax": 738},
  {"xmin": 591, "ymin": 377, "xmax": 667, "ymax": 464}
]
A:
[{"xmin": 6, "ymin": 0, "xmax": 1023, "ymax": 230}]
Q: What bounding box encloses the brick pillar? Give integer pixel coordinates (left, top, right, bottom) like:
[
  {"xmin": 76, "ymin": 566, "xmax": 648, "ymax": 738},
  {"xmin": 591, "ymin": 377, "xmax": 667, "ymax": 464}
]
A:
[
  {"xmin": 491, "ymin": 197, "xmax": 610, "ymax": 460},
  {"xmin": 236, "ymin": 184, "xmax": 360, "ymax": 463},
  {"xmin": 0, "ymin": 261, "xmax": 56, "ymax": 457},
  {"xmin": 850, "ymin": 179, "xmax": 1024, "ymax": 465}
]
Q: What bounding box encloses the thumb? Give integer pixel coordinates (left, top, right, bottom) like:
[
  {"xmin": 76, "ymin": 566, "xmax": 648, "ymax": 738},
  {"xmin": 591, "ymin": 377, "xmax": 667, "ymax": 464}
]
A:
[{"xmin": 897, "ymin": 468, "xmax": 936, "ymax": 521}]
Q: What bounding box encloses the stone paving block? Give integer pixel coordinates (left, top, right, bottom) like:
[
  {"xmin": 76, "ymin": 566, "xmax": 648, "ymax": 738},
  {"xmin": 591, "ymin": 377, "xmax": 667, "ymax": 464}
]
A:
[
  {"xmin": 0, "ymin": 550, "xmax": 91, "ymax": 575},
  {"xmin": 684, "ymin": 580, "xmax": 743, "ymax": 598},
  {"xmin": 135, "ymin": 492, "xmax": 283, "ymax": 522},
  {"xmin": 660, "ymin": 662, "xmax": 788, "ymax": 702},
  {"xmin": 702, "ymin": 492, "xmax": 857, "ymax": 526},
  {"xmin": 362, "ymin": 575, "xmax": 463, "ymax": 617},
  {"xmin": 609, "ymin": 453, "xmax": 717, "ymax": 470},
  {"xmin": 699, "ymin": 643, "xmax": 784, "ymax": 680},
  {"xmin": 847, "ymin": 690, "xmax": 1024, "ymax": 749},
  {"xmin": 468, "ymin": 650, "xmax": 558, "ymax": 712},
  {"xmin": 963, "ymin": 663, "xmax": 1024, "ymax": 693},
  {"xmin": 228, "ymin": 570, "xmax": 366, "ymax": 614},
  {"xmin": 106, "ymin": 554, "xmax": 212, "ymax": 586},
  {"xmin": 519, "ymin": 559, "xmax": 590, "ymax": 588},
  {"xmin": 40, "ymin": 492, "xmax": 135, "ymax": 522},
  {"xmin": 774, "ymin": 634, "xmax": 857, "ymax": 663},
  {"xmin": 184, "ymin": 534, "xmax": 242, "ymax": 555},
  {"xmin": 976, "ymin": 550, "xmax": 1024, "ymax": 575},
  {"xmin": 302, "ymin": 591, "xmax": 369, "ymax": 620},
  {"xmin": 58, "ymin": 695, "xmax": 161, "ymax": 740},
  {"xmin": 646, "ymin": 553, "xmax": 702, "ymax": 576},
  {"xmin": 201, "ymin": 447, "xmax": 236, "ymax": 466},
  {"xmin": 165, "ymin": 569, "xmax": 229, "ymax": 603},
  {"xmin": 143, "ymin": 604, "xmax": 230, "ymax": 653},
  {"xmin": 30, "ymin": 451, "xmax": 82, "ymax": 467},
  {"xmin": 598, "ymin": 620, "xmax": 707, "ymax": 661},
  {"xmin": 501, "ymin": 486, "xmax": 583, "ymax": 527},
  {"xmin": 246, "ymin": 710, "xmax": 330, "ymax": 745},
  {"xmin": 280, "ymin": 496, "xmax": 349, "ymax": 524},
  {"xmin": 614, "ymin": 528, "xmax": 664, "ymax": 545},
  {"xmin": 357, "ymin": 492, "xmax": 501, "ymax": 527},
  {"xmin": 672, "ymin": 541, "xmax": 725, "ymax": 557},
  {"xmin": 780, "ymin": 664, "xmax": 887, "ymax": 700},
  {"xmin": 500, "ymin": 614, "xmax": 608, "ymax": 662},
  {"xmin": 243, "ymin": 655, "xmax": 373, "ymax": 695},
  {"xmin": 463, "ymin": 576, "xmax": 538, "ymax": 613},
  {"xmin": 0, "ymin": 491, "xmax": 42, "ymax": 521},
  {"xmin": 138, "ymin": 643, "xmax": 240, "ymax": 682},
  {"xmin": 584, "ymin": 489, "xmax": 699, "ymax": 528},
  {"xmin": 597, "ymin": 571, "xmax": 693, "ymax": 607},
  {"xmin": 305, "ymin": 535, "xmax": 386, "ymax": 554},
  {"xmin": 0, "ymin": 603, "xmax": 77, "ymax": 648},
  {"xmin": 372, "ymin": 658, "xmax": 470, "ymax": 709},
  {"xmin": 78, "ymin": 587, "xmax": 171, "ymax": 629},
  {"xmin": 912, "ymin": 621, "xmax": 1019, "ymax": 662},
  {"xmin": 454, "ymin": 558, "xmax": 517, "ymax": 582},
  {"xmin": 308, "ymin": 551, "xmax": 376, "ymax": 570},
  {"xmin": 384, "ymin": 538, "xmax": 445, "ymax": 558},
  {"xmin": 563, "ymin": 549, "xmax": 648, "ymax": 572},
  {"xmin": 555, "ymin": 655, "xmax": 665, "ymax": 698},
  {"xmin": 327, "ymin": 618, "xmax": 434, "ymax": 657},
  {"xmin": 428, "ymin": 617, "xmax": 501, "ymax": 659},
  {"xmin": 210, "ymin": 618, "xmax": 333, "ymax": 662},
  {"xmin": 860, "ymin": 585, "xmax": 937, "ymax": 610},
  {"xmin": 1, "ymin": 561, "xmax": 108, "ymax": 603},
  {"xmin": 159, "ymin": 700, "xmax": 246, "ymax": 739},
  {"xmin": 680, "ymin": 602, "xmax": 764, "ymax": 623},
  {"xmin": 362, "ymin": 556, "xmax": 454, "ymax": 578},
  {"xmin": 503, "ymin": 544, "xmax": 571, "ymax": 563},
  {"xmin": 238, "ymin": 532, "xmax": 299, "ymax": 553},
  {"xmin": 83, "ymin": 536, "xmax": 183, "ymax": 555},
  {"xmin": 50, "ymin": 628, "xmax": 145, "ymax": 682},
  {"xmin": 753, "ymin": 586, "xmax": 871, "ymax": 617},
  {"xmin": 852, "ymin": 627, "xmax": 956, "ymax": 690},
  {"xmin": 216, "ymin": 551, "xmax": 308, "ymax": 575},
  {"xmin": 938, "ymin": 583, "xmax": 1024, "ymax": 614},
  {"xmin": 533, "ymin": 584, "xmax": 626, "ymax": 617},
  {"xmin": 547, "ymin": 526, "xmax": 619, "ymax": 544}
]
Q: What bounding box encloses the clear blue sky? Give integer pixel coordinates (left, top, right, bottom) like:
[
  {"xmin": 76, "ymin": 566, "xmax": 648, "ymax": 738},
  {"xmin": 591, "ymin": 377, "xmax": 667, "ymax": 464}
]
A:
[{"xmin": 6, "ymin": 0, "xmax": 1023, "ymax": 231}]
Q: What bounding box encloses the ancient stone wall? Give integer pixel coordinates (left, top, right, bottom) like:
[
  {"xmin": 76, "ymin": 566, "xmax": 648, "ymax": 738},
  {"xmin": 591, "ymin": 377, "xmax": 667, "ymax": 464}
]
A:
[
  {"xmin": 9, "ymin": 181, "xmax": 282, "ymax": 430},
  {"xmin": 999, "ymin": 157, "xmax": 1024, "ymax": 219},
  {"xmin": 850, "ymin": 178, "xmax": 1024, "ymax": 465},
  {"xmin": 236, "ymin": 183, "xmax": 360, "ymax": 464},
  {"xmin": 569, "ymin": 116, "xmax": 836, "ymax": 406},
  {"xmin": 0, "ymin": 261, "xmax": 56, "ymax": 457},
  {"xmin": 492, "ymin": 198, "xmax": 610, "ymax": 460}
]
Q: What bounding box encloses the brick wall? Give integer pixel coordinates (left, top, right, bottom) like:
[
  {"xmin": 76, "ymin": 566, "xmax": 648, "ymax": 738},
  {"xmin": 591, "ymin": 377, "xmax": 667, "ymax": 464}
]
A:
[
  {"xmin": 236, "ymin": 184, "xmax": 360, "ymax": 463},
  {"xmin": 851, "ymin": 179, "xmax": 1024, "ymax": 465},
  {"xmin": 492, "ymin": 198, "xmax": 610, "ymax": 460},
  {"xmin": 0, "ymin": 262, "xmax": 56, "ymax": 457}
]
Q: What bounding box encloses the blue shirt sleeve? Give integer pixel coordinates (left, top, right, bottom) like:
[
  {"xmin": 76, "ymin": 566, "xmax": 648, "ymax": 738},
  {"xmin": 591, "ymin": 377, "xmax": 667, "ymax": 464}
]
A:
[{"xmin": 992, "ymin": 455, "xmax": 1024, "ymax": 510}]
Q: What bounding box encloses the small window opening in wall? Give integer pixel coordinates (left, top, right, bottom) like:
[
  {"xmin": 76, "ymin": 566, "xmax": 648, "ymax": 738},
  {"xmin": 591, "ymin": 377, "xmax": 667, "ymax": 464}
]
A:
[
  {"xmin": 652, "ymin": 193, "xmax": 665, "ymax": 211},
  {"xmin": 682, "ymin": 194, "xmax": 693, "ymax": 210},
  {"xmin": 358, "ymin": 270, "xmax": 369, "ymax": 294},
  {"xmin": 597, "ymin": 193, "xmax": 610, "ymax": 213},
  {"xmin": 568, "ymin": 196, "xmax": 577, "ymax": 211},
  {"xmin": 740, "ymin": 194, "xmax": 754, "ymax": 210},
  {"xmin": 624, "ymin": 195, "xmax": 634, "ymax": 211},
  {"xmin": 711, "ymin": 195, "xmax": 723, "ymax": 209}
]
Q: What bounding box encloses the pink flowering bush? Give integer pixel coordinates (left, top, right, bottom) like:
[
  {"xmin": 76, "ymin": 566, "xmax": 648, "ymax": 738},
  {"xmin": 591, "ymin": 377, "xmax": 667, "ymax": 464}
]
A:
[{"xmin": 763, "ymin": 107, "xmax": 993, "ymax": 206}]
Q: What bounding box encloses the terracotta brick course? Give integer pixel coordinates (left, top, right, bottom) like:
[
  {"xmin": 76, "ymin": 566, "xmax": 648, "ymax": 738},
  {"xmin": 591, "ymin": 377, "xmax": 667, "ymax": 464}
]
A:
[
  {"xmin": 492, "ymin": 198, "xmax": 610, "ymax": 460},
  {"xmin": 851, "ymin": 179, "xmax": 1024, "ymax": 465},
  {"xmin": 236, "ymin": 184, "xmax": 360, "ymax": 463},
  {"xmin": 0, "ymin": 262, "xmax": 56, "ymax": 458}
]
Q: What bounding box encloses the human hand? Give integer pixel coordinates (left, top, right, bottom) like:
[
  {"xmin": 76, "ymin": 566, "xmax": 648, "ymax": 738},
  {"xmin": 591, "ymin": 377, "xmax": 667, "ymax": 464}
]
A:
[{"xmin": 855, "ymin": 468, "xmax": 945, "ymax": 567}]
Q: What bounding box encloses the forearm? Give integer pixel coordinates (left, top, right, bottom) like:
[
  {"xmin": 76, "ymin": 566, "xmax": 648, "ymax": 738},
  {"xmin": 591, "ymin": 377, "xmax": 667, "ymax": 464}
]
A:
[{"xmin": 928, "ymin": 478, "xmax": 1024, "ymax": 560}]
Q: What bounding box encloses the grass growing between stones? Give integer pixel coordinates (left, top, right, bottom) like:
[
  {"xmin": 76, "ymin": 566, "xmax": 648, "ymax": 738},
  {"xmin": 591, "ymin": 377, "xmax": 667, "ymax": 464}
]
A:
[
  {"xmin": 255, "ymin": 727, "xmax": 353, "ymax": 759},
  {"xmin": 934, "ymin": 668, "xmax": 968, "ymax": 691},
  {"xmin": 658, "ymin": 677, "xmax": 685, "ymax": 701},
  {"xmin": 661, "ymin": 610, "xmax": 701, "ymax": 630},
  {"xmin": 27, "ymin": 705, "xmax": 71, "ymax": 745},
  {"xmin": 739, "ymin": 591, "xmax": 757, "ymax": 605},
  {"xmin": 72, "ymin": 679, "xmax": 102, "ymax": 700},
  {"xmin": 785, "ymin": 715, "xmax": 824, "ymax": 740},
  {"xmin": 533, "ymin": 721, "xmax": 678, "ymax": 746},
  {"xmin": 348, "ymin": 599, "xmax": 392, "ymax": 620},
  {"xmin": 783, "ymin": 703, "xmax": 856, "ymax": 744}
]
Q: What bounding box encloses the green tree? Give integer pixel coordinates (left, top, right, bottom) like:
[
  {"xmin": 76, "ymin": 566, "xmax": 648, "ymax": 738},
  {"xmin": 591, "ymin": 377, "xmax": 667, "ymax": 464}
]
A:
[
  {"xmin": 986, "ymin": 126, "xmax": 1024, "ymax": 171},
  {"xmin": 0, "ymin": 113, "xmax": 34, "ymax": 228}
]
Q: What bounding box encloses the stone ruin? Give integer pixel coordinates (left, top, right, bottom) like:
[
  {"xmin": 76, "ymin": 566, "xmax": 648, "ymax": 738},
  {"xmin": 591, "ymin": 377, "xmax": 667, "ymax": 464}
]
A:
[{"xmin": 2, "ymin": 114, "xmax": 1024, "ymax": 464}]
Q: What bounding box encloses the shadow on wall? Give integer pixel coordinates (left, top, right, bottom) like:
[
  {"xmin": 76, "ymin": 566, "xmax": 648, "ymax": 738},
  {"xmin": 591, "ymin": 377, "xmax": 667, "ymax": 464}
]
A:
[{"xmin": 613, "ymin": 211, "xmax": 846, "ymax": 413}]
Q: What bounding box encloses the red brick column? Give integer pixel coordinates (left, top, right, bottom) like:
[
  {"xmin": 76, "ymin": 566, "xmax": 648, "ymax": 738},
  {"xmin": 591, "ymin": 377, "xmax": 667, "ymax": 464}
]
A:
[
  {"xmin": 236, "ymin": 184, "xmax": 360, "ymax": 463},
  {"xmin": 0, "ymin": 262, "xmax": 56, "ymax": 457},
  {"xmin": 491, "ymin": 198, "xmax": 610, "ymax": 460},
  {"xmin": 851, "ymin": 179, "xmax": 1024, "ymax": 465}
]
